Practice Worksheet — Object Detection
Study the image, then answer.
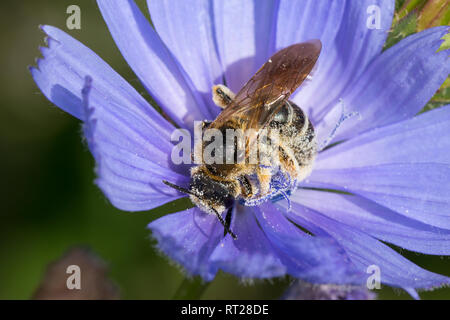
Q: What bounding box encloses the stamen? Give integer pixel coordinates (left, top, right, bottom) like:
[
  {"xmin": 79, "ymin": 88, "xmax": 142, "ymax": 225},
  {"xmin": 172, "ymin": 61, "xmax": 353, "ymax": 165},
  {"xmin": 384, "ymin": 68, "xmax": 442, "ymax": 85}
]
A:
[
  {"xmin": 319, "ymin": 99, "xmax": 360, "ymax": 152},
  {"xmin": 279, "ymin": 190, "xmax": 291, "ymax": 211}
]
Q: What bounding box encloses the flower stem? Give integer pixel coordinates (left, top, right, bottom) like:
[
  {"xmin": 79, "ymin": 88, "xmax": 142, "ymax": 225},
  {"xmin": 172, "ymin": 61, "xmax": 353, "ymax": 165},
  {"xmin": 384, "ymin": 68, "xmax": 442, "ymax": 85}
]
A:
[{"xmin": 172, "ymin": 276, "xmax": 210, "ymax": 300}]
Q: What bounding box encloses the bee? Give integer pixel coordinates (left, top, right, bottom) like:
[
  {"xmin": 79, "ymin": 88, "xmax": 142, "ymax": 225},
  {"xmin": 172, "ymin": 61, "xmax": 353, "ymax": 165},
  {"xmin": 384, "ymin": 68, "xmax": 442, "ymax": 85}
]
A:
[{"xmin": 163, "ymin": 40, "xmax": 322, "ymax": 240}]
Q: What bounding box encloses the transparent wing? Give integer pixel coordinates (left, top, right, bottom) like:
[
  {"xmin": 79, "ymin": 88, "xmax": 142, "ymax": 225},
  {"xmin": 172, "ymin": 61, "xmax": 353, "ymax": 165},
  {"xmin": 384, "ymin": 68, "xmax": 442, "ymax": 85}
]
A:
[{"xmin": 211, "ymin": 39, "xmax": 322, "ymax": 133}]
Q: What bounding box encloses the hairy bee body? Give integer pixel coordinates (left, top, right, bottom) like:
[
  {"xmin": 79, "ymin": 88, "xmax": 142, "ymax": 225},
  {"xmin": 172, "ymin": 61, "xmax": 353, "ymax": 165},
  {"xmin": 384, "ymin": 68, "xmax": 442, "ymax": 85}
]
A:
[
  {"xmin": 273, "ymin": 101, "xmax": 317, "ymax": 185},
  {"xmin": 163, "ymin": 40, "xmax": 322, "ymax": 239},
  {"xmin": 189, "ymin": 99, "xmax": 316, "ymax": 215}
]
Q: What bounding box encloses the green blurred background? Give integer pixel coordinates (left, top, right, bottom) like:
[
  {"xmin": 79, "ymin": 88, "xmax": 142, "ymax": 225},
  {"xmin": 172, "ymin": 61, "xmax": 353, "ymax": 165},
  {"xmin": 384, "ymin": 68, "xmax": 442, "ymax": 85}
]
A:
[{"xmin": 0, "ymin": 0, "xmax": 448, "ymax": 299}]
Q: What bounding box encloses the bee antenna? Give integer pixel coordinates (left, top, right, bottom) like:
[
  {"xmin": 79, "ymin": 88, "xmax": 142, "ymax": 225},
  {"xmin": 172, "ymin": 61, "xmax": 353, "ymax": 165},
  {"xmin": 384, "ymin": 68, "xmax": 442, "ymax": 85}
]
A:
[
  {"xmin": 162, "ymin": 180, "xmax": 195, "ymax": 196},
  {"xmin": 162, "ymin": 180, "xmax": 238, "ymax": 240}
]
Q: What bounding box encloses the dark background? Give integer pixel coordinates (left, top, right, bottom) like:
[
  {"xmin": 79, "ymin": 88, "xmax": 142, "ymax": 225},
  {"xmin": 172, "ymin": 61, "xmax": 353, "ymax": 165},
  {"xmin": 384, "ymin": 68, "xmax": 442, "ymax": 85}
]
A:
[{"xmin": 0, "ymin": 0, "xmax": 448, "ymax": 299}]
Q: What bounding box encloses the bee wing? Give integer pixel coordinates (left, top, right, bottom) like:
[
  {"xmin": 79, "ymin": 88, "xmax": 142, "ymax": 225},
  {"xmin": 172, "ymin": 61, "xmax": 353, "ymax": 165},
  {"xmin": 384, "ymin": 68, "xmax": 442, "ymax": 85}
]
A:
[{"xmin": 211, "ymin": 40, "xmax": 322, "ymax": 133}]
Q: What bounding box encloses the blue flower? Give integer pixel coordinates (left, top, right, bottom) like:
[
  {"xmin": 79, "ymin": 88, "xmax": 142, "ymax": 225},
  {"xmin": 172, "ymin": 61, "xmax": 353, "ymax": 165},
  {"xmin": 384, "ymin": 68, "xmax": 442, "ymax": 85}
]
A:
[{"xmin": 30, "ymin": 0, "xmax": 450, "ymax": 297}]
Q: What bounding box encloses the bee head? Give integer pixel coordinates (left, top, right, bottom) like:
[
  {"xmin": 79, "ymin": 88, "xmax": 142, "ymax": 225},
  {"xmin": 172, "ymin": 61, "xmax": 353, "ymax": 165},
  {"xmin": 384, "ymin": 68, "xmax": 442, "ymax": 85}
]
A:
[
  {"xmin": 162, "ymin": 176, "xmax": 238, "ymax": 240},
  {"xmin": 189, "ymin": 170, "xmax": 235, "ymax": 214}
]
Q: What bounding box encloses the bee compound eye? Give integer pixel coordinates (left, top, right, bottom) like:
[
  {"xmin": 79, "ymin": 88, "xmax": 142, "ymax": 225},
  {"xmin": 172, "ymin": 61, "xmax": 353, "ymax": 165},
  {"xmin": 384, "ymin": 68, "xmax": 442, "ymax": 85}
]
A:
[{"xmin": 272, "ymin": 103, "xmax": 290, "ymax": 125}]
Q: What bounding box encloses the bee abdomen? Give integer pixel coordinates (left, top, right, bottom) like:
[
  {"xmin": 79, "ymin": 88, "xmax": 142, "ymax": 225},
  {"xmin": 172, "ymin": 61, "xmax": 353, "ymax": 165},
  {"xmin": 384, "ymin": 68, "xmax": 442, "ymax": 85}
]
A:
[{"xmin": 278, "ymin": 102, "xmax": 317, "ymax": 180}]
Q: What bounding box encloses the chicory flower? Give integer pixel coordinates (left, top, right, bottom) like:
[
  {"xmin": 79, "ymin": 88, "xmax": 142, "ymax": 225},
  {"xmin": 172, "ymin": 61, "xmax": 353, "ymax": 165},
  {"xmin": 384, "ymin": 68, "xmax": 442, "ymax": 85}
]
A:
[{"xmin": 30, "ymin": 0, "xmax": 450, "ymax": 298}]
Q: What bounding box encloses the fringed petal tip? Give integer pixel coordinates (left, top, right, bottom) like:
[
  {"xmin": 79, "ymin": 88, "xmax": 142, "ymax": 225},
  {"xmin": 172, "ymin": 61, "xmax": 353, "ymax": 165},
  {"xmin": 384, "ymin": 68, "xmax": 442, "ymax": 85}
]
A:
[
  {"xmin": 148, "ymin": 204, "xmax": 368, "ymax": 285},
  {"xmin": 147, "ymin": 200, "xmax": 450, "ymax": 291},
  {"xmin": 147, "ymin": 208, "xmax": 222, "ymax": 281},
  {"xmin": 285, "ymin": 200, "xmax": 450, "ymax": 290},
  {"xmin": 30, "ymin": 24, "xmax": 189, "ymax": 212},
  {"xmin": 209, "ymin": 206, "xmax": 287, "ymax": 279},
  {"xmin": 82, "ymin": 95, "xmax": 188, "ymax": 212}
]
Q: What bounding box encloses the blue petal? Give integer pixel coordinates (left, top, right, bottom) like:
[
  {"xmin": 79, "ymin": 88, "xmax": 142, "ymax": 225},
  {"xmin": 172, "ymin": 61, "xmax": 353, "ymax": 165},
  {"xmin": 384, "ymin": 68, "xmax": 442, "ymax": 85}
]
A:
[
  {"xmin": 148, "ymin": 208, "xmax": 223, "ymax": 281},
  {"xmin": 317, "ymin": 26, "xmax": 450, "ymax": 142},
  {"xmin": 30, "ymin": 26, "xmax": 185, "ymax": 211},
  {"xmin": 30, "ymin": 25, "xmax": 169, "ymax": 133},
  {"xmin": 306, "ymin": 163, "xmax": 450, "ymax": 230},
  {"xmin": 275, "ymin": 0, "xmax": 346, "ymax": 119},
  {"xmin": 286, "ymin": 203, "xmax": 450, "ymax": 289},
  {"xmin": 213, "ymin": 0, "xmax": 278, "ymax": 93},
  {"xmin": 293, "ymin": 0, "xmax": 395, "ymax": 122},
  {"xmin": 209, "ymin": 206, "xmax": 286, "ymax": 279},
  {"xmin": 253, "ymin": 203, "xmax": 366, "ymax": 285},
  {"xmin": 82, "ymin": 78, "xmax": 189, "ymax": 211},
  {"xmin": 307, "ymin": 106, "xmax": 450, "ymax": 229},
  {"xmin": 148, "ymin": 0, "xmax": 222, "ymax": 119},
  {"xmin": 275, "ymin": 0, "xmax": 346, "ymax": 51},
  {"xmin": 97, "ymin": 0, "xmax": 209, "ymax": 128},
  {"xmin": 292, "ymin": 189, "xmax": 450, "ymax": 255},
  {"xmin": 404, "ymin": 288, "xmax": 420, "ymax": 300},
  {"xmin": 315, "ymin": 105, "xmax": 450, "ymax": 170}
]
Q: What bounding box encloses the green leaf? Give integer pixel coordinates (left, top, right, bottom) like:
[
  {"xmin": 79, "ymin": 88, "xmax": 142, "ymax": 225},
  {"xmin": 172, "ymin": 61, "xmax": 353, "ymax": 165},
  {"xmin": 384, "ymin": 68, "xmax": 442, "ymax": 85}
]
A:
[
  {"xmin": 421, "ymin": 79, "xmax": 450, "ymax": 113},
  {"xmin": 438, "ymin": 32, "xmax": 450, "ymax": 52},
  {"xmin": 395, "ymin": 0, "xmax": 408, "ymax": 12},
  {"xmin": 384, "ymin": 10, "xmax": 418, "ymax": 51}
]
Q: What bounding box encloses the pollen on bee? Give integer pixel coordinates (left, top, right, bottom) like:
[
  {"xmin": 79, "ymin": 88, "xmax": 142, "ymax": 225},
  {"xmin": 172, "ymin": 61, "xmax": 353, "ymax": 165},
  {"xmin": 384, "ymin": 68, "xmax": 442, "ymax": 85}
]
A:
[{"xmin": 212, "ymin": 84, "xmax": 235, "ymax": 109}]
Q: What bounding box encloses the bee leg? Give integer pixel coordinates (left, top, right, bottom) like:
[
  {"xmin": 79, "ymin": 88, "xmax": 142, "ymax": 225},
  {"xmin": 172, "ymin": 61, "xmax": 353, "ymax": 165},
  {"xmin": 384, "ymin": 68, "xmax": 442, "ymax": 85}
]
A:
[
  {"xmin": 223, "ymin": 207, "xmax": 233, "ymax": 237},
  {"xmin": 191, "ymin": 120, "xmax": 215, "ymax": 163},
  {"xmin": 279, "ymin": 147, "xmax": 300, "ymax": 181},
  {"xmin": 211, "ymin": 206, "xmax": 236, "ymax": 240},
  {"xmin": 238, "ymin": 176, "xmax": 257, "ymax": 198},
  {"xmin": 257, "ymin": 166, "xmax": 272, "ymax": 196},
  {"xmin": 212, "ymin": 84, "xmax": 235, "ymax": 109}
]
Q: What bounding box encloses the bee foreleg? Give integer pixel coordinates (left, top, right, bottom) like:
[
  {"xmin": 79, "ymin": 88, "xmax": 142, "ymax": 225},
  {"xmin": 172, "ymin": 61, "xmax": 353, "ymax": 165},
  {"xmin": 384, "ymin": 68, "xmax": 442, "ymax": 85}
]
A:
[
  {"xmin": 212, "ymin": 84, "xmax": 235, "ymax": 109},
  {"xmin": 223, "ymin": 206, "xmax": 233, "ymax": 237},
  {"xmin": 238, "ymin": 175, "xmax": 258, "ymax": 198}
]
